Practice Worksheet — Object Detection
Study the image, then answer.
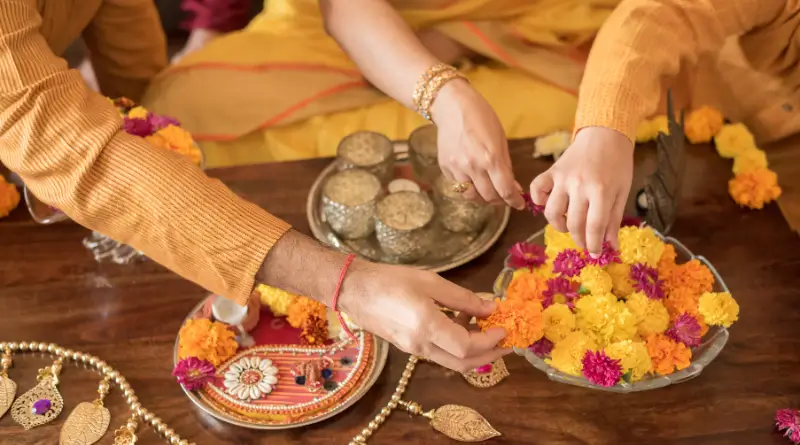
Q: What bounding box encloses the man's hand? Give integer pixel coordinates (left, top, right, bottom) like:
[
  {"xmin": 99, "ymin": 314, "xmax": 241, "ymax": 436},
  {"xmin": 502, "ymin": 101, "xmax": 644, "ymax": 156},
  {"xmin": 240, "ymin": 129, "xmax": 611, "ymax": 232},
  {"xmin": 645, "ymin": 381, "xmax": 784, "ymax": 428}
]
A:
[{"xmin": 529, "ymin": 126, "xmax": 634, "ymax": 254}]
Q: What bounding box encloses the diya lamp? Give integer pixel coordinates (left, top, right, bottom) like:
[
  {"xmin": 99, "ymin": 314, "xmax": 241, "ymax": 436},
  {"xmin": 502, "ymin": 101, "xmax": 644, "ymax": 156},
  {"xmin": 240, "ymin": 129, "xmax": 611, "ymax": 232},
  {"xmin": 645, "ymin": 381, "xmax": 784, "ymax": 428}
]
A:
[
  {"xmin": 375, "ymin": 191, "xmax": 435, "ymax": 263},
  {"xmin": 336, "ymin": 131, "xmax": 395, "ymax": 184},
  {"xmin": 322, "ymin": 169, "xmax": 383, "ymax": 240},
  {"xmin": 433, "ymin": 175, "xmax": 492, "ymax": 233},
  {"xmin": 408, "ymin": 124, "xmax": 440, "ymax": 185}
]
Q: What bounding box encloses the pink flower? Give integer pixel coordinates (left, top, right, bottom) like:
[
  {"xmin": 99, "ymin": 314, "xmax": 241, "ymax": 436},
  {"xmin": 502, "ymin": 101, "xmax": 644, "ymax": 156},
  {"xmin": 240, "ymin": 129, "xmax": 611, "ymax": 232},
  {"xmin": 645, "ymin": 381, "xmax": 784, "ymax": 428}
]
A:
[
  {"xmin": 666, "ymin": 313, "xmax": 703, "ymax": 348},
  {"xmin": 172, "ymin": 357, "xmax": 215, "ymax": 391},
  {"xmin": 542, "ymin": 277, "xmax": 579, "ymax": 309},
  {"xmin": 629, "ymin": 263, "xmax": 665, "ymax": 300},
  {"xmin": 474, "ymin": 364, "xmax": 493, "ymax": 374},
  {"xmin": 776, "ymin": 409, "xmax": 800, "ymax": 444},
  {"xmin": 528, "ymin": 338, "xmax": 554, "ymax": 357},
  {"xmin": 553, "ymin": 249, "xmax": 586, "ymax": 277},
  {"xmin": 521, "ymin": 192, "xmax": 545, "ymax": 216},
  {"xmin": 508, "ymin": 242, "xmax": 546, "ymax": 270},
  {"xmin": 621, "ymin": 216, "xmax": 643, "ymax": 228},
  {"xmin": 581, "ymin": 350, "xmax": 623, "ymax": 388},
  {"xmin": 148, "ymin": 113, "xmax": 181, "ymax": 131},
  {"xmin": 122, "ymin": 117, "xmax": 154, "ymax": 137},
  {"xmin": 583, "ymin": 242, "xmax": 622, "ymax": 267}
]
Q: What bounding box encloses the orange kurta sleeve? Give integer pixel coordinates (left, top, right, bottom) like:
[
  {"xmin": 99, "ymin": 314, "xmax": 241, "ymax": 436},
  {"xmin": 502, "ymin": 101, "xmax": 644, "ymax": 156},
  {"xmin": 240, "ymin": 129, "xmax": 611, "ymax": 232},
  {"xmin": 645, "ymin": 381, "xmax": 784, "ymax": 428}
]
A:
[
  {"xmin": 575, "ymin": 0, "xmax": 790, "ymax": 141},
  {"xmin": 82, "ymin": 0, "xmax": 167, "ymax": 101},
  {"xmin": 0, "ymin": 0, "xmax": 291, "ymax": 305}
]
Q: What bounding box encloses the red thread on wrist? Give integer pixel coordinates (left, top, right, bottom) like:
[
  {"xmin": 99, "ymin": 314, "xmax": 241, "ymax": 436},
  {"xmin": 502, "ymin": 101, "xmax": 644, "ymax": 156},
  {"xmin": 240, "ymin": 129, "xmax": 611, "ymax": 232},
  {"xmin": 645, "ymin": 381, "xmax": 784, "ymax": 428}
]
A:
[{"xmin": 332, "ymin": 253, "xmax": 357, "ymax": 342}]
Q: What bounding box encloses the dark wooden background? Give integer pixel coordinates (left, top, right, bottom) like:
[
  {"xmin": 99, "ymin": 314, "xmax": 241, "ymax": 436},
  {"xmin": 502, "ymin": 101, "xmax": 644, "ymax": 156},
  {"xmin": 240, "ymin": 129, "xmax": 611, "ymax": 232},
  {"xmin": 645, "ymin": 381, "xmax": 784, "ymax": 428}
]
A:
[{"xmin": 1, "ymin": 139, "xmax": 800, "ymax": 444}]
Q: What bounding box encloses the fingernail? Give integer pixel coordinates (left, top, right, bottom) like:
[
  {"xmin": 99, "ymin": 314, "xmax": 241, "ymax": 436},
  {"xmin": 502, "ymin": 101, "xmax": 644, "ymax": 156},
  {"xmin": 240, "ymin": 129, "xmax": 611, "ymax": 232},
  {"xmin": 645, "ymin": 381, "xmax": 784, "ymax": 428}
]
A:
[{"xmin": 590, "ymin": 252, "xmax": 600, "ymax": 259}]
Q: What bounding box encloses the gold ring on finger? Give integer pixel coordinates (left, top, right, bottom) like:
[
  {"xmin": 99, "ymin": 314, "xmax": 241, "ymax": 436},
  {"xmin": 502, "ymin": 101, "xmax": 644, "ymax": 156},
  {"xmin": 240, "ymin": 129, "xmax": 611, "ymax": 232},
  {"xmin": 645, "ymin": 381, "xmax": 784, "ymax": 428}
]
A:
[{"xmin": 451, "ymin": 181, "xmax": 472, "ymax": 194}]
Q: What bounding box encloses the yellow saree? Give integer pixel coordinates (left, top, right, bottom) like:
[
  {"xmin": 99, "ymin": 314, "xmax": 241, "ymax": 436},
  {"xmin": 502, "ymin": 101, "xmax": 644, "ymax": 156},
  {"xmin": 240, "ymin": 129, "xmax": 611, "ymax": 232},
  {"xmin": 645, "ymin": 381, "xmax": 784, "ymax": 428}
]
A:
[{"xmin": 142, "ymin": 0, "xmax": 620, "ymax": 168}]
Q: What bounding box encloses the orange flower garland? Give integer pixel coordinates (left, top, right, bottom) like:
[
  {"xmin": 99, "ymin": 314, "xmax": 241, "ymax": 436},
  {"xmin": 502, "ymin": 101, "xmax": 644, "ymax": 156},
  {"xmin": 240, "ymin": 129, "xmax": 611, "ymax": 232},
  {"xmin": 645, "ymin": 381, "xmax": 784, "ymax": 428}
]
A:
[
  {"xmin": 0, "ymin": 175, "xmax": 20, "ymax": 219},
  {"xmin": 505, "ymin": 271, "xmax": 548, "ymax": 304},
  {"xmin": 478, "ymin": 298, "xmax": 544, "ymax": 349},
  {"xmin": 177, "ymin": 318, "xmax": 239, "ymax": 366},
  {"xmin": 728, "ymin": 167, "xmax": 782, "ymax": 210},
  {"xmin": 645, "ymin": 333, "xmax": 691, "ymax": 375}
]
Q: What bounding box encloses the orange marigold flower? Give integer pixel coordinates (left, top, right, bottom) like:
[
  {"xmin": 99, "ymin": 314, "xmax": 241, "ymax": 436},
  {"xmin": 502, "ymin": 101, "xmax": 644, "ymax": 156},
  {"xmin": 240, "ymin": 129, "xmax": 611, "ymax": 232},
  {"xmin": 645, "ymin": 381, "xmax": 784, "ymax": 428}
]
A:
[
  {"xmin": 645, "ymin": 333, "xmax": 691, "ymax": 375},
  {"xmin": 728, "ymin": 167, "xmax": 782, "ymax": 210},
  {"xmin": 287, "ymin": 296, "xmax": 327, "ymax": 329},
  {"xmin": 663, "ymin": 286, "xmax": 700, "ymax": 320},
  {"xmin": 145, "ymin": 125, "xmax": 203, "ymax": 166},
  {"xmin": 177, "ymin": 318, "xmax": 239, "ymax": 366},
  {"xmin": 657, "ymin": 244, "xmax": 678, "ymax": 277},
  {"xmin": 506, "ymin": 272, "xmax": 548, "ymax": 304},
  {"xmin": 684, "ymin": 106, "xmax": 724, "ymax": 144},
  {"xmin": 663, "ymin": 259, "xmax": 714, "ymax": 297},
  {"xmin": 0, "ymin": 175, "xmax": 20, "ymax": 219},
  {"xmin": 478, "ymin": 298, "xmax": 544, "ymax": 349},
  {"xmin": 300, "ymin": 313, "xmax": 329, "ymax": 346}
]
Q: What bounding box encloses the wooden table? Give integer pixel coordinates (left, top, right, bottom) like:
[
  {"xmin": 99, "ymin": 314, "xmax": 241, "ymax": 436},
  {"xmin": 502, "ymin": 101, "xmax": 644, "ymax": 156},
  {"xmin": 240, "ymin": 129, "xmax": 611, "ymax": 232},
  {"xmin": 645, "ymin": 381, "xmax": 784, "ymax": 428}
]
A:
[{"xmin": 2, "ymin": 140, "xmax": 799, "ymax": 445}]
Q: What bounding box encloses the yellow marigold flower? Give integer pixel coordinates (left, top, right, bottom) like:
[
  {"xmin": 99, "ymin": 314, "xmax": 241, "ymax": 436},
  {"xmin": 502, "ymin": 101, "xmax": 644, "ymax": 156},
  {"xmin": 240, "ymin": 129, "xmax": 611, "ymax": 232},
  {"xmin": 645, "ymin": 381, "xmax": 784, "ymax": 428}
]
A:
[
  {"xmin": 684, "ymin": 106, "xmax": 724, "ymax": 144},
  {"xmin": 546, "ymin": 331, "xmax": 597, "ymax": 376},
  {"xmin": 728, "ymin": 167, "xmax": 782, "ymax": 210},
  {"xmin": 579, "ymin": 265, "xmax": 613, "ymax": 295},
  {"xmin": 544, "ymin": 224, "xmax": 577, "ymax": 258},
  {"xmin": 576, "ymin": 293, "xmax": 637, "ymax": 348},
  {"xmin": 625, "ymin": 292, "xmax": 670, "ymax": 337},
  {"xmin": 698, "ymin": 292, "xmax": 739, "ymax": 328},
  {"xmin": 607, "ymin": 263, "xmax": 636, "ymax": 298},
  {"xmin": 256, "ymin": 284, "xmax": 298, "ymax": 316},
  {"xmin": 635, "ymin": 116, "xmax": 670, "ymax": 144},
  {"xmin": 156, "ymin": 124, "xmax": 194, "ymax": 150},
  {"xmin": 617, "ymin": 226, "xmax": 665, "ymax": 267},
  {"xmin": 127, "ymin": 106, "xmax": 149, "ymax": 119},
  {"xmin": 604, "ymin": 340, "xmax": 653, "ymax": 382},
  {"xmin": 533, "ymin": 131, "xmax": 571, "ymax": 159},
  {"xmin": 542, "ymin": 303, "xmax": 576, "ymax": 343},
  {"xmin": 732, "ymin": 148, "xmax": 768, "ymax": 175},
  {"xmin": 714, "ymin": 123, "xmax": 756, "ymax": 159},
  {"xmin": 0, "ymin": 175, "xmax": 20, "ymax": 219},
  {"xmin": 650, "ymin": 116, "xmax": 669, "ymax": 137}
]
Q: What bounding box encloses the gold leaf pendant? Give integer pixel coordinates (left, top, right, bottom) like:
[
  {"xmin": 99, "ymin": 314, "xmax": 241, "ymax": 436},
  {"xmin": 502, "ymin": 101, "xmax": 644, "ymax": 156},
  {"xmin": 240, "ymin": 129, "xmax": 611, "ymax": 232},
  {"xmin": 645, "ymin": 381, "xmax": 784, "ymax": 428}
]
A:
[
  {"xmin": 0, "ymin": 375, "xmax": 17, "ymax": 419},
  {"xmin": 60, "ymin": 402, "xmax": 111, "ymax": 445},
  {"xmin": 462, "ymin": 359, "xmax": 509, "ymax": 388},
  {"xmin": 10, "ymin": 379, "xmax": 64, "ymax": 430},
  {"xmin": 428, "ymin": 404, "xmax": 501, "ymax": 442}
]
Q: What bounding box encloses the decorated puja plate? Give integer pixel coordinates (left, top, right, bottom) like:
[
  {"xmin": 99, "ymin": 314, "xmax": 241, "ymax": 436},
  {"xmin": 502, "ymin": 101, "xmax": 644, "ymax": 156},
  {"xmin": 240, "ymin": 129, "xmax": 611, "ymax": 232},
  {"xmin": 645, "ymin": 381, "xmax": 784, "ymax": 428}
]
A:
[
  {"xmin": 307, "ymin": 140, "xmax": 510, "ymax": 273},
  {"xmin": 173, "ymin": 293, "xmax": 389, "ymax": 429},
  {"xmin": 492, "ymin": 225, "xmax": 732, "ymax": 393}
]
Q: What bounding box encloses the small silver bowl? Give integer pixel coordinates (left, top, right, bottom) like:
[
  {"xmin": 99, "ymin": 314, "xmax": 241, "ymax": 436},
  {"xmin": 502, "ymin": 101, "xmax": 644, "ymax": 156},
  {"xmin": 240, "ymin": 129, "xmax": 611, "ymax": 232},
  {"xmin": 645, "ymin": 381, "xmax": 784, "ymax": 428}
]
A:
[
  {"xmin": 433, "ymin": 175, "xmax": 492, "ymax": 233},
  {"xmin": 408, "ymin": 124, "xmax": 440, "ymax": 185},
  {"xmin": 322, "ymin": 169, "xmax": 383, "ymax": 240},
  {"xmin": 336, "ymin": 131, "xmax": 395, "ymax": 184},
  {"xmin": 375, "ymin": 191, "xmax": 435, "ymax": 262}
]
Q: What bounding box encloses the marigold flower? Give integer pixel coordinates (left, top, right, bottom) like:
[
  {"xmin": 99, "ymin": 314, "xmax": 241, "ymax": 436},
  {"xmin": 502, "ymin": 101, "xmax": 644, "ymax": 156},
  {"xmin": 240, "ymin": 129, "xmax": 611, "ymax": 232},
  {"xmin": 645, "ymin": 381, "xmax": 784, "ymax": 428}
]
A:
[
  {"xmin": 542, "ymin": 303, "xmax": 576, "ymax": 343},
  {"xmin": 508, "ymin": 241, "xmax": 547, "ymax": 270},
  {"xmin": 576, "ymin": 293, "xmax": 637, "ymax": 348},
  {"xmin": 635, "ymin": 119, "xmax": 656, "ymax": 143},
  {"xmin": 698, "ymin": 292, "xmax": 739, "ymax": 328},
  {"xmin": 617, "ymin": 226, "xmax": 665, "ymax": 267},
  {"xmin": 478, "ymin": 298, "xmax": 545, "ymax": 349},
  {"xmin": 544, "ymin": 224, "xmax": 578, "ymax": 258},
  {"xmin": 714, "ymin": 123, "xmax": 756, "ymax": 159},
  {"xmin": 579, "ymin": 265, "xmax": 613, "ymax": 295},
  {"xmin": 663, "ymin": 285, "xmax": 701, "ymax": 320},
  {"xmin": 607, "ymin": 263, "xmax": 636, "ymax": 298},
  {"xmin": 657, "ymin": 244, "xmax": 678, "ymax": 278},
  {"xmin": 0, "ymin": 175, "xmax": 20, "ymax": 219},
  {"xmin": 645, "ymin": 333, "xmax": 691, "ymax": 375},
  {"xmin": 663, "ymin": 259, "xmax": 714, "ymax": 297},
  {"xmin": 630, "ymin": 263, "xmax": 665, "ymax": 300},
  {"xmin": 553, "ymin": 249, "xmax": 586, "ymax": 277},
  {"xmin": 666, "ymin": 313, "xmax": 703, "ymax": 348},
  {"xmin": 728, "ymin": 167, "xmax": 782, "ymax": 210},
  {"xmin": 127, "ymin": 106, "xmax": 149, "ymax": 119},
  {"xmin": 732, "ymin": 148, "xmax": 768, "ymax": 175},
  {"xmin": 604, "ymin": 340, "xmax": 653, "ymax": 382},
  {"xmin": 776, "ymin": 409, "xmax": 800, "ymax": 444},
  {"xmin": 542, "ymin": 277, "xmax": 580, "ymax": 309},
  {"xmin": 177, "ymin": 318, "xmax": 239, "ymax": 366},
  {"xmin": 529, "ymin": 338, "xmax": 554, "ymax": 357},
  {"xmin": 684, "ymin": 106, "xmax": 724, "ymax": 144},
  {"xmin": 581, "ymin": 350, "xmax": 623, "ymax": 387},
  {"xmin": 546, "ymin": 331, "xmax": 597, "ymax": 376},
  {"xmin": 255, "ymin": 284, "xmax": 298, "ymax": 316},
  {"xmin": 506, "ymin": 271, "xmax": 549, "ymax": 304},
  {"xmin": 650, "ymin": 116, "xmax": 670, "ymax": 137},
  {"xmin": 625, "ymin": 292, "xmax": 670, "ymax": 337},
  {"xmin": 287, "ymin": 296, "xmax": 327, "ymax": 329}
]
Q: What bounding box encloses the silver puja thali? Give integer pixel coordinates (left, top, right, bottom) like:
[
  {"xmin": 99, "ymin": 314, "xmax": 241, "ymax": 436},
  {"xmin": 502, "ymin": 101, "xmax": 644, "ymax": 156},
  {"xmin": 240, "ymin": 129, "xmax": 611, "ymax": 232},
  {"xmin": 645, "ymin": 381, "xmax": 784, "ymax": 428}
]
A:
[{"xmin": 306, "ymin": 141, "xmax": 510, "ymax": 273}]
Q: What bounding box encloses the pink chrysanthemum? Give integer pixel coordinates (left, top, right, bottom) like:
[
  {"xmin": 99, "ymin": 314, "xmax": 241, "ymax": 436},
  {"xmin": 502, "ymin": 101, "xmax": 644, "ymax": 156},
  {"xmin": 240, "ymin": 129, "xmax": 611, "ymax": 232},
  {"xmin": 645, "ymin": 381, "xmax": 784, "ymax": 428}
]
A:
[
  {"xmin": 553, "ymin": 249, "xmax": 586, "ymax": 277},
  {"xmin": 122, "ymin": 117, "xmax": 154, "ymax": 137},
  {"xmin": 583, "ymin": 242, "xmax": 622, "ymax": 267},
  {"xmin": 621, "ymin": 216, "xmax": 644, "ymax": 228},
  {"xmin": 528, "ymin": 338, "xmax": 554, "ymax": 357},
  {"xmin": 508, "ymin": 241, "xmax": 547, "ymax": 270},
  {"xmin": 148, "ymin": 113, "xmax": 181, "ymax": 131},
  {"xmin": 630, "ymin": 263, "xmax": 665, "ymax": 300},
  {"xmin": 521, "ymin": 192, "xmax": 545, "ymax": 216},
  {"xmin": 542, "ymin": 277, "xmax": 580, "ymax": 309},
  {"xmin": 776, "ymin": 409, "xmax": 800, "ymax": 444},
  {"xmin": 172, "ymin": 357, "xmax": 216, "ymax": 391},
  {"xmin": 666, "ymin": 313, "xmax": 703, "ymax": 348},
  {"xmin": 581, "ymin": 350, "xmax": 623, "ymax": 387}
]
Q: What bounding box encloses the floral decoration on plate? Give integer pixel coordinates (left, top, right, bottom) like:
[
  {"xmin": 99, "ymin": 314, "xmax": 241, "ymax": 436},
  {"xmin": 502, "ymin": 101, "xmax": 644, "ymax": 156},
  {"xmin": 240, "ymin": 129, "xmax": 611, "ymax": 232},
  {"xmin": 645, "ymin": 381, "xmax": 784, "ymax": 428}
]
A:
[{"xmin": 224, "ymin": 357, "xmax": 279, "ymax": 401}]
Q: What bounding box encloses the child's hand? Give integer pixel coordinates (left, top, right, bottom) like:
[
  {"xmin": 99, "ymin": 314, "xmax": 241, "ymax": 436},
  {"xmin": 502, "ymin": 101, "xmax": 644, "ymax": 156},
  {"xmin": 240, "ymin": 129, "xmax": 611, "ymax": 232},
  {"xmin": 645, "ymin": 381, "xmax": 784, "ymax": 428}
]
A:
[{"xmin": 529, "ymin": 127, "xmax": 634, "ymax": 255}]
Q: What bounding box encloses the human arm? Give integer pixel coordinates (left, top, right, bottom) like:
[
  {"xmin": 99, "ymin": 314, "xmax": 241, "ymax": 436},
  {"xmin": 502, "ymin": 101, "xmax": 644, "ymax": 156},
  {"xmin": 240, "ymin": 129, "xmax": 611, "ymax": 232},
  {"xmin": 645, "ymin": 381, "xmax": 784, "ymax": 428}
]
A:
[
  {"xmin": 82, "ymin": 0, "xmax": 167, "ymax": 101},
  {"xmin": 319, "ymin": 0, "xmax": 525, "ymax": 209}
]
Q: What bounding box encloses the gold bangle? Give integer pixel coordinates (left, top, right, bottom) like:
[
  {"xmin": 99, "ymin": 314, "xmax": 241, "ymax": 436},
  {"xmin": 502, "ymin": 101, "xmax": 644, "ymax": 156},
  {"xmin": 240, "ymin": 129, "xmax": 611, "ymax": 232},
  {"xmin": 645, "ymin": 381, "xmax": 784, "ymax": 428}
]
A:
[
  {"xmin": 411, "ymin": 63, "xmax": 452, "ymax": 114},
  {"xmin": 418, "ymin": 69, "xmax": 468, "ymax": 121}
]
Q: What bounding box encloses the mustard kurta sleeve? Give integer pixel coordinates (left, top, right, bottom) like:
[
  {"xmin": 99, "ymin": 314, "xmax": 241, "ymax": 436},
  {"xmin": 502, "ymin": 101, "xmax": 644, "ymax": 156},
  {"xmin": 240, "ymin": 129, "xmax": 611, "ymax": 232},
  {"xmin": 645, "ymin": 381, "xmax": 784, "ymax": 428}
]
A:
[
  {"xmin": 574, "ymin": 0, "xmax": 789, "ymax": 141},
  {"xmin": 0, "ymin": 0, "xmax": 290, "ymax": 305},
  {"xmin": 82, "ymin": 0, "xmax": 167, "ymax": 101}
]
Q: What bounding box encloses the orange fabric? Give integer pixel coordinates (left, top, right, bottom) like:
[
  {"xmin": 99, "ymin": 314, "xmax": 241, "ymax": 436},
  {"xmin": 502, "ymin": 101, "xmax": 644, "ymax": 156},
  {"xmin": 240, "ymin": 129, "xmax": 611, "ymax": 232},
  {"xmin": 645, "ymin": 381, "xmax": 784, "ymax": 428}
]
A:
[
  {"xmin": 0, "ymin": 0, "xmax": 291, "ymax": 305},
  {"xmin": 575, "ymin": 0, "xmax": 800, "ymax": 144}
]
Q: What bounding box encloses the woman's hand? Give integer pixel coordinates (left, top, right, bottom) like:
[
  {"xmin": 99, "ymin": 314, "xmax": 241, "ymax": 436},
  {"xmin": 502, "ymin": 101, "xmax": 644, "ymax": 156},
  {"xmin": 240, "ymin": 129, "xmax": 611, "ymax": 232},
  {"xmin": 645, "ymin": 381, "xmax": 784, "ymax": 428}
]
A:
[
  {"xmin": 432, "ymin": 79, "xmax": 525, "ymax": 210},
  {"xmin": 529, "ymin": 126, "xmax": 634, "ymax": 255},
  {"xmin": 338, "ymin": 260, "xmax": 509, "ymax": 372}
]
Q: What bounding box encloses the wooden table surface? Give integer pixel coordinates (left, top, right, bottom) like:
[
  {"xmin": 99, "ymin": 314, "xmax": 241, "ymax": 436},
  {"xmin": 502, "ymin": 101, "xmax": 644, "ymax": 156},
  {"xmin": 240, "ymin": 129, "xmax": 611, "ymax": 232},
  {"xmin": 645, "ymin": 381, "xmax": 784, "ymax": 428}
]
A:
[{"xmin": 2, "ymin": 140, "xmax": 800, "ymax": 445}]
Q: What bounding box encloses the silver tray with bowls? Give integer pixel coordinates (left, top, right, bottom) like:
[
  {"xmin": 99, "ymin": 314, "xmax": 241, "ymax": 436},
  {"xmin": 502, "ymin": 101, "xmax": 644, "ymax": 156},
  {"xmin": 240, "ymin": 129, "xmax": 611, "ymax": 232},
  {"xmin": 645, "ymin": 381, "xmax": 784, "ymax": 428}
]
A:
[
  {"xmin": 493, "ymin": 227, "xmax": 730, "ymax": 393},
  {"xmin": 307, "ymin": 129, "xmax": 510, "ymax": 273}
]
